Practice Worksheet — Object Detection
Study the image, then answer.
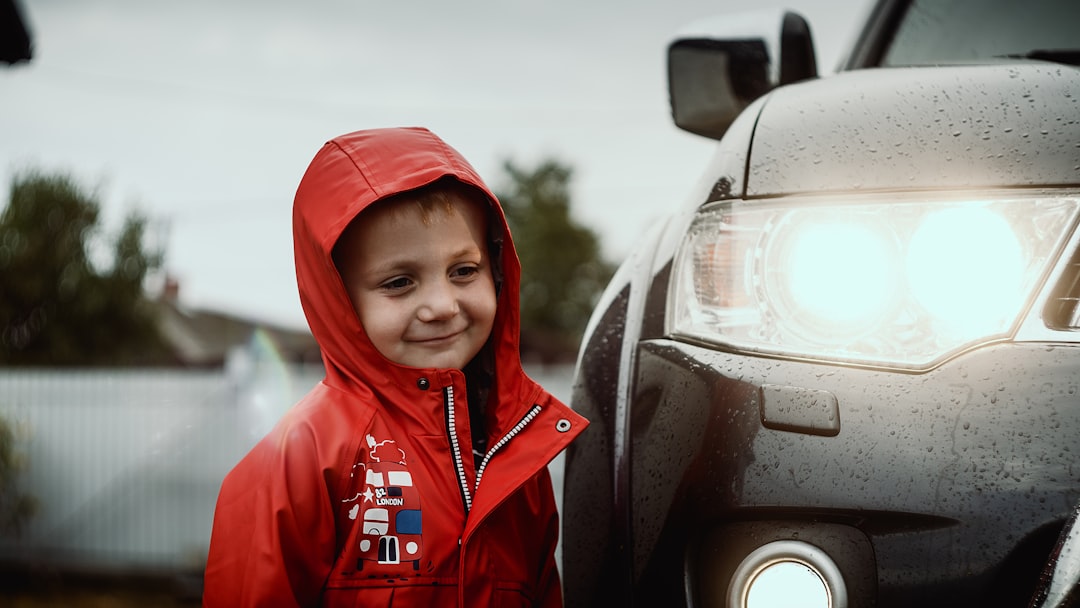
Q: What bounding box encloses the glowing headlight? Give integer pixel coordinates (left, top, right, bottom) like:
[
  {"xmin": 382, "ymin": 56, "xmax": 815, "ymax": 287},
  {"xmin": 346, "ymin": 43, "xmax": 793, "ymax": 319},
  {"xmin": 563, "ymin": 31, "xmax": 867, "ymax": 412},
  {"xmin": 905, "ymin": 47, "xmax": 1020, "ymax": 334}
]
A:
[
  {"xmin": 728, "ymin": 540, "xmax": 847, "ymax": 608},
  {"xmin": 668, "ymin": 194, "xmax": 1079, "ymax": 369}
]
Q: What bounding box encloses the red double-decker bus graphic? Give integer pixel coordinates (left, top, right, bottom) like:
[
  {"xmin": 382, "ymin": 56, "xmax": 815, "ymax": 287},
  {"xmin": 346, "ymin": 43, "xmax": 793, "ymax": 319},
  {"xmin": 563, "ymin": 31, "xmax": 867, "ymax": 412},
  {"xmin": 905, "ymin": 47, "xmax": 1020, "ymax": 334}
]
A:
[{"xmin": 353, "ymin": 438, "xmax": 423, "ymax": 571}]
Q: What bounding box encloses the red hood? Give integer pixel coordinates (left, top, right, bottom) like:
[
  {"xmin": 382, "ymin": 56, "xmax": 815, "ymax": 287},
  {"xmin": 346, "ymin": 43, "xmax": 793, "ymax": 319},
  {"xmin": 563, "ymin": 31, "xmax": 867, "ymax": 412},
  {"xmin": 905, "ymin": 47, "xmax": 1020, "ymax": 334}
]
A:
[{"xmin": 292, "ymin": 127, "xmax": 525, "ymax": 400}]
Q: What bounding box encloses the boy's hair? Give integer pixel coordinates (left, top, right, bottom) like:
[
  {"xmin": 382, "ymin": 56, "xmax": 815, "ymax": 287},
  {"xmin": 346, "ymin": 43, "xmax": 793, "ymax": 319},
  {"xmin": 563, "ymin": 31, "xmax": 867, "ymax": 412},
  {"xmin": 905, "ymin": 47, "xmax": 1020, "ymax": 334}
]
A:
[
  {"xmin": 380, "ymin": 177, "xmax": 491, "ymax": 226},
  {"xmin": 331, "ymin": 177, "xmax": 497, "ymax": 270}
]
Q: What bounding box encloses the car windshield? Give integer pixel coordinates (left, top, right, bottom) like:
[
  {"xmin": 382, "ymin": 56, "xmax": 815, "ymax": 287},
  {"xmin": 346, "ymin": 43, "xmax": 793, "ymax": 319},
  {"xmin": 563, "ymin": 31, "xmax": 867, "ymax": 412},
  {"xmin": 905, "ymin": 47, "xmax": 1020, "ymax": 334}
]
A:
[{"xmin": 881, "ymin": 0, "xmax": 1080, "ymax": 67}]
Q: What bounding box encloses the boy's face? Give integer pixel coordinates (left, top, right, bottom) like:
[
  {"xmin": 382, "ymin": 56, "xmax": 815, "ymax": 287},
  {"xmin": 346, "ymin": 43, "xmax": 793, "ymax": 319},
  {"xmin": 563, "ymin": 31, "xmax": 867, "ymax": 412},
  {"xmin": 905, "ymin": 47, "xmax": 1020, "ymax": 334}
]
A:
[{"xmin": 335, "ymin": 193, "xmax": 497, "ymax": 370}]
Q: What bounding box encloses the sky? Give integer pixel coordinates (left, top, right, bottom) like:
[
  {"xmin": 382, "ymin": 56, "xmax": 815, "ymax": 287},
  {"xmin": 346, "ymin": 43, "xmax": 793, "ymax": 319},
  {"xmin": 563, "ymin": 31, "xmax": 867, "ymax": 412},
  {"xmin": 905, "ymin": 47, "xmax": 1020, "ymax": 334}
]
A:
[{"xmin": 2, "ymin": 0, "xmax": 875, "ymax": 331}]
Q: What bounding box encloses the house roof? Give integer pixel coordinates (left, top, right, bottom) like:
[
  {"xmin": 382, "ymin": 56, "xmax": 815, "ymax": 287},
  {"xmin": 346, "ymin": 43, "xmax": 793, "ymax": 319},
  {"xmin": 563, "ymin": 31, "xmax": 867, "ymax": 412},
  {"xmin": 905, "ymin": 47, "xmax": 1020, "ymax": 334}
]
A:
[{"xmin": 156, "ymin": 296, "xmax": 321, "ymax": 368}]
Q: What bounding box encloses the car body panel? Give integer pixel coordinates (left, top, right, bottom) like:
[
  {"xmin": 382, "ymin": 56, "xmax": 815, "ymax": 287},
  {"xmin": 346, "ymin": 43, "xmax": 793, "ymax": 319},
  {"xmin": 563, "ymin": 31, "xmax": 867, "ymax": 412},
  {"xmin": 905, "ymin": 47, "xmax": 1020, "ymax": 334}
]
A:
[{"xmin": 747, "ymin": 64, "xmax": 1080, "ymax": 197}]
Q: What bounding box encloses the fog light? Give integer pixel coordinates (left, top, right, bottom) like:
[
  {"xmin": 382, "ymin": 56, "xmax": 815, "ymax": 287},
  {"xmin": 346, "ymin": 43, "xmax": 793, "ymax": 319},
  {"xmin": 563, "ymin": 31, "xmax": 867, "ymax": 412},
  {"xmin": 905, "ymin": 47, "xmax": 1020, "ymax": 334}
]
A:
[{"xmin": 728, "ymin": 540, "xmax": 847, "ymax": 608}]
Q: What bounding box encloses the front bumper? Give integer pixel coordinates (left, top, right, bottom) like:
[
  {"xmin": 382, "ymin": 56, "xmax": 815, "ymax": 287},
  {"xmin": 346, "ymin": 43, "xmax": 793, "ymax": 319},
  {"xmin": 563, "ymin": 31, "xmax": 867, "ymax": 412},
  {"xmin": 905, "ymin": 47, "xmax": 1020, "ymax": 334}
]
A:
[{"xmin": 625, "ymin": 338, "xmax": 1080, "ymax": 606}]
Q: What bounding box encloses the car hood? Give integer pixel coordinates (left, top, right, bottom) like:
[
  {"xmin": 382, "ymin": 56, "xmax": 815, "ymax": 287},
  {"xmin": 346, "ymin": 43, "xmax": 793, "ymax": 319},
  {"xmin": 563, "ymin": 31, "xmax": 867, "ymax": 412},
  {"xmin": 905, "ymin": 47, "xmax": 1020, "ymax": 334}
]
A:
[{"xmin": 746, "ymin": 62, "xmax": 1080, "ymax": 197}]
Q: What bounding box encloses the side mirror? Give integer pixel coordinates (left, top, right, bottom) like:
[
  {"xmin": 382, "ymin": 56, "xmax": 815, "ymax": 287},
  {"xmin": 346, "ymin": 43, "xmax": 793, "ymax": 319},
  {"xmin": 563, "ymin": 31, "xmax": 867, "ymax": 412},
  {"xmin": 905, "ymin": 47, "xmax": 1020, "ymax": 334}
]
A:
[
  {"xmin": 667, "ymin": 10, "xmax": 817, "ymax": 140},
  {"xmin": 1029, "ymin": 501, "xmax": 1080, "ymax": 608}
]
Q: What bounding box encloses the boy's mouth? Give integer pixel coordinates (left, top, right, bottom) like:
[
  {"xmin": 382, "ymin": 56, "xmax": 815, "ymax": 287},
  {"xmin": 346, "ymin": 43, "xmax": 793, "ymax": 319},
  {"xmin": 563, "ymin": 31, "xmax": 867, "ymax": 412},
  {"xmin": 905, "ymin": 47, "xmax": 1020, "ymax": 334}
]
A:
[{"xmin": 410, "ymin": 330, "xmax": 464, "ymax": 345}]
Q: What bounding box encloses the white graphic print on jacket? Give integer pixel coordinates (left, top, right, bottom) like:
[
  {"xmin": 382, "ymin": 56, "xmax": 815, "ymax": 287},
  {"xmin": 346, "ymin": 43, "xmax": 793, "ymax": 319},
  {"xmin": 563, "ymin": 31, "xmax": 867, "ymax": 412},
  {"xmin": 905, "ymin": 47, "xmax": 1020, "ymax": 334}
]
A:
[{"xmin": 343, "ymin": 434, "xmax": 423, "ymax": 571}]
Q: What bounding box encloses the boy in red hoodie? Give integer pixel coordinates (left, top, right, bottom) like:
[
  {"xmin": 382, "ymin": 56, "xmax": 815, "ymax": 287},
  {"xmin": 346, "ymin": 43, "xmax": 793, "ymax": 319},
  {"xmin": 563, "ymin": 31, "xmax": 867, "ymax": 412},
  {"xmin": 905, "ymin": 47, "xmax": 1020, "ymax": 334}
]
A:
[{"xmin": 203, "ymin": 127, "xmax": 587, "ymax": 607}]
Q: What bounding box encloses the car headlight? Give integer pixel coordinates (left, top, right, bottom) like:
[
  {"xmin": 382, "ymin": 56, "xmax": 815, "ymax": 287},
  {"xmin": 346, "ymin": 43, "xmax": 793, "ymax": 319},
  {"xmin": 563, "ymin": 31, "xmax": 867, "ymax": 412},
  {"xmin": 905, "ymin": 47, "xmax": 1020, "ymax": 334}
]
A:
[
  {"xmin": 728, "ymin": 540, "xmax": 847, "ymax": 608},
  {"xmin": 668, "ymin": 194, "xmax": 1080, "ymax": 369}
]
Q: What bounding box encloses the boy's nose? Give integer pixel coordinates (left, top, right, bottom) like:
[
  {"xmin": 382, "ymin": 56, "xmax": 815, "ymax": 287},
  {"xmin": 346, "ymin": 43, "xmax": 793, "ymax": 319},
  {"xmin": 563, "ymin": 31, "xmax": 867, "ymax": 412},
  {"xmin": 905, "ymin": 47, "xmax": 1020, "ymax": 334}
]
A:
[{"xmin": 417, "ymin": 281, "xmax": 459, "ymax": 321}]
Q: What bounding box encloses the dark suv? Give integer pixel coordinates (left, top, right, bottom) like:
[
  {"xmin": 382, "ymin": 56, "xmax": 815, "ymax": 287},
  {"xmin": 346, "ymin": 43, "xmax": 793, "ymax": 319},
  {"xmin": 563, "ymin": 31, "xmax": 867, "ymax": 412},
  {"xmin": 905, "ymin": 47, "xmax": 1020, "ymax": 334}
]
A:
[{"xmin": 561, "ymin": 1, "xmax": 1080, "ymax": 606}]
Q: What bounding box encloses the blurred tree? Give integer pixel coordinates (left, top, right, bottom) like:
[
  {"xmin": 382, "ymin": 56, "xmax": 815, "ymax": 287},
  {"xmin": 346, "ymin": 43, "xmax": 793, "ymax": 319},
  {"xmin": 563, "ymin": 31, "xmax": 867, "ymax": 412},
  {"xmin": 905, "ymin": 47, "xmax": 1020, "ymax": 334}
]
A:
[
  {"xmin": 0, "ymin": 169, "xmax": 173, "ymax": 366},
  {"xmin": 497, "ymin": 159, "xmax": 615, "ymax": 363}
]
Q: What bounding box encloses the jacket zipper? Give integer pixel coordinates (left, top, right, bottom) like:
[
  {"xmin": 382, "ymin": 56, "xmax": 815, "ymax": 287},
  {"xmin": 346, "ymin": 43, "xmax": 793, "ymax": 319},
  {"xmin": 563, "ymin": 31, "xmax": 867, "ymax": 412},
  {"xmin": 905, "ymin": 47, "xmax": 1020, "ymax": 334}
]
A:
[
  {"xmin": 443, "ymin": 385, "xmax": 473, "ymax": 512},
  {"xmin": 444, "ymin": 385, "xmax": 542, "ymax": 514},
  {"xmin": 475, "ymin": 404, "xmax": 542, "ymax": 489}
]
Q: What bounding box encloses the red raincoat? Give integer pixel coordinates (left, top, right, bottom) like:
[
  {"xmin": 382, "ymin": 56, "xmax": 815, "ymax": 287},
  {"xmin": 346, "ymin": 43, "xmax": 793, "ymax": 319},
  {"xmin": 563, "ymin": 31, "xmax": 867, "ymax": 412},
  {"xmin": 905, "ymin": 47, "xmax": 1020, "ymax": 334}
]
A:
[{"xmin": 203, "ymin": 127, "xmax": 588, "ymax": 607}]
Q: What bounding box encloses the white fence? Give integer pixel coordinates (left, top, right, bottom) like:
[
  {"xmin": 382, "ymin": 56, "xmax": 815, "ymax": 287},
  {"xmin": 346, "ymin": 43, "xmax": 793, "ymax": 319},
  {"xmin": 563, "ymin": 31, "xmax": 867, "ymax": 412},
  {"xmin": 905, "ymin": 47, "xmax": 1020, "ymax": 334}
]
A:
[
  {"xmin": 0, "ymin": 358, "xmax": 573, "ymax": 577},
  {"xmin": 0, "ymin": 355, "xmax": 325, "ymax": 575}
]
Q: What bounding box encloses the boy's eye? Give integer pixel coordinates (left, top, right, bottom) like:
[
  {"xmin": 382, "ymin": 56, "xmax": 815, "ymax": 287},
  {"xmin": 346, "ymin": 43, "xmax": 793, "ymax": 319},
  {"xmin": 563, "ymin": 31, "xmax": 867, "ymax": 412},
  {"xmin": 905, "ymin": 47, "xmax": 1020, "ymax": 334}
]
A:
[
  {"xmin": 451, "ymin": 265, "xmax": 480, "ymax": 279},
  {"xmin": 380, "ymin": 277, "xmax": 413, "ymax": 291}
]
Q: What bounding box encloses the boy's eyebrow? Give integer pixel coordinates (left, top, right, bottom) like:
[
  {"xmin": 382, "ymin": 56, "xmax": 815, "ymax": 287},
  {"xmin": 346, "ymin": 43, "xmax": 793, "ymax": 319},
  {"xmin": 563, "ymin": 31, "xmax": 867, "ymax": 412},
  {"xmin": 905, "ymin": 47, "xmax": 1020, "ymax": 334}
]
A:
[
  {"xmin": 447, "ymin": 244, "xmax": 486, "ymax": 261},
  {"xmin": 364, "ymin": 245, "xmax": 485, "ymax": 277},
  {"xmin": 362, "ymin": 256, "xmax": 413, "ymax": 278}
]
